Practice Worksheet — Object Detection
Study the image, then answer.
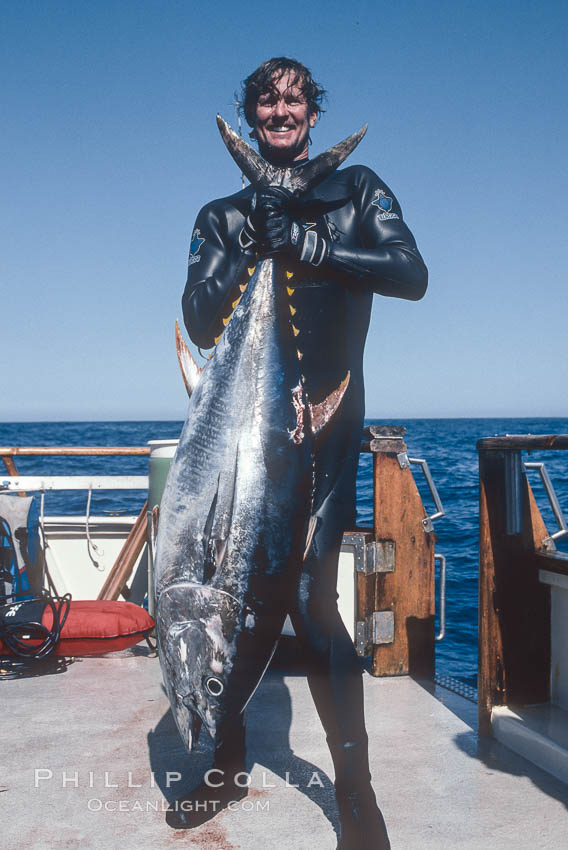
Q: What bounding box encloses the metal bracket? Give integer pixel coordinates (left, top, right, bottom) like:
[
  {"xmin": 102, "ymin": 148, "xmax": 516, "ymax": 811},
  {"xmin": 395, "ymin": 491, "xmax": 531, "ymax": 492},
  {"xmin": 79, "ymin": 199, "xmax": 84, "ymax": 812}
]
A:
[
  {"xmin": 363, "ymin": 426, "xmax": 407, "ymax": 456},
  {"xmin": 397, "ymin": 452, "xmax": 410, "ymax": 469},
  {"xmin": 356, "ymin": 611, "xmax": 395, "ymax": 656},
  {"xmin": 341, "ymin": 534, "xmax": 395, "ymax": 574},
  {"xmin": 408, "ymin": 457, "xmax": 445, "ymax": 532}
]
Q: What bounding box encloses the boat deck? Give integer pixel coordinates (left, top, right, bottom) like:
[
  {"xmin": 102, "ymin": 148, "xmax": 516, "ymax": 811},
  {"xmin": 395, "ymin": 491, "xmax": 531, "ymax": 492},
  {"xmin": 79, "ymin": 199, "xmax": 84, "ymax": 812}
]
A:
[{"xmin": 2, "ymin": 648, "xmax": 567, "ymax": 850}]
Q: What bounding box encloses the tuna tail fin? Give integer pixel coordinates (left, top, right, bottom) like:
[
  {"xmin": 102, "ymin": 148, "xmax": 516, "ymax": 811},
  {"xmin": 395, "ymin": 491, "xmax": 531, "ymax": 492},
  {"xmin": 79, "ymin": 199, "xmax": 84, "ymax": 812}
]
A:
[
  {"xmin": 216, "ymin": 115, "xmax": 277, "ymax": 187},
  {"xmin": 216, "ymin": 115, "xmax": 367, "ymax": 193},
  {"xmin": 175, "ymin": 320, "xmax": 202, "ymax": 397},
  {"xmin": 309, "ymin": 372, "xmax": 351, "ymax": 437},
  {"xmin": 288, "ymin": 126, "xmax": 368, "ymax": 195}
]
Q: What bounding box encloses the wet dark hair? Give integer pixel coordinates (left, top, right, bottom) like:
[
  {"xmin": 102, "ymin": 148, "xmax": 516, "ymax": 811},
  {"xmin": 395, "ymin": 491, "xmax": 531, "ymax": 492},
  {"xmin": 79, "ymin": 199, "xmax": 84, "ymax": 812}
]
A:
[{"xmin": 240, "ymin": 57, "xmax": 326, "ymax": 128}]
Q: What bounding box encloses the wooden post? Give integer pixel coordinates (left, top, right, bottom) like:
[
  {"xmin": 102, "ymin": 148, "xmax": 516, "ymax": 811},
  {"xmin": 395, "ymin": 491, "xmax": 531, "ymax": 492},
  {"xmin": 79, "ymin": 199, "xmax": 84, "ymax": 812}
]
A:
[
  {"xmin": 97, "ymin": 501, "xmax": 148, "ymax": 601},
  {"xmin": 478, "ymin": 443, "xmax": 553, "ymax": 735},
  {"xmin": 369, "ymin": 427, "xmax": 436, "ymax": 678},
  {"xmin": 1, "ymin": 455, "xmax": 27, "ymax": 497},
  {"xmin": 1, "ymin": 456, "xmax": 19, "ymax": 475}
]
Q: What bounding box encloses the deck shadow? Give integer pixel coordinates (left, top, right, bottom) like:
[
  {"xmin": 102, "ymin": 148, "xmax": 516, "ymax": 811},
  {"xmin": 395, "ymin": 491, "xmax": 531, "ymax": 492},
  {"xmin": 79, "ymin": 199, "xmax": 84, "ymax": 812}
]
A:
[
  {"xmin": 453, "ymin": 729, "xmax": 568, "ymax": 809},
  {"xmin": 0, "ymin": 654, "xmax": 71, "ymax": 679},
  {"xmin": 412, "ymin": 675, "xmax": 568, "ymax": 809},
  {"xmin": 146, "ymin": 662, "xmax": 340, "ymax": 840}
]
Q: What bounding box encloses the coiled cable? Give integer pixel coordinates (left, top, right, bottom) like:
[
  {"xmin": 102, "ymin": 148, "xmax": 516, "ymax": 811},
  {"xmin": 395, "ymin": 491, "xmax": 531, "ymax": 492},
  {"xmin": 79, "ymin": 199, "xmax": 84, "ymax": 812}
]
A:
[{"xmin": 0, "ymin": 591, "xmax": 71, "ymax": 659}]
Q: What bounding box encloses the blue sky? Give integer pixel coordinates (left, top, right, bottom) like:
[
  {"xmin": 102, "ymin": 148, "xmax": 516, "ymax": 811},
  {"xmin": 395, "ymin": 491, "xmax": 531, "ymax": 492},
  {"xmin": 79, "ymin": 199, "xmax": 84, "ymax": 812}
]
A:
[{"xmin": 2, "ymin": 0, "xmax": 567, "ymax": 421}]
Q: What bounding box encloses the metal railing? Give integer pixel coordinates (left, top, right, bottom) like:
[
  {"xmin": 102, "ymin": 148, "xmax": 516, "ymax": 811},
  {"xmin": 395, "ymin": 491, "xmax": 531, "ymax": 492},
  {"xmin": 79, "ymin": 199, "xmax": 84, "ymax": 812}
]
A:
[
  {"xmin": 524, "ymin": 461, "xmax": 568, "ymax": 549},
  {"xmin": 408, "ymin": 457, "xmax": 445, "ymax": 532}
]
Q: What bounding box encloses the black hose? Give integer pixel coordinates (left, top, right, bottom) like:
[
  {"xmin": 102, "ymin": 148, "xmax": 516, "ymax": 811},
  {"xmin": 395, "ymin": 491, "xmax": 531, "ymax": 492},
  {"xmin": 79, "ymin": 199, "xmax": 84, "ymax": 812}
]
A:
[{"xmin": 0, "ymin": 591, "xmax": 71, "ymax": 659}]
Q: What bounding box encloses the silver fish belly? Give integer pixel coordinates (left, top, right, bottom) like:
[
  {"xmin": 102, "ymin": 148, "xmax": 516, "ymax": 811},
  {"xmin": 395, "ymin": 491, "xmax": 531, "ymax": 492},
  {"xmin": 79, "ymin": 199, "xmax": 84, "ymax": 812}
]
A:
[{"xmin": 155, "ymin": 259, "xmax": 314, "ymax": 751}]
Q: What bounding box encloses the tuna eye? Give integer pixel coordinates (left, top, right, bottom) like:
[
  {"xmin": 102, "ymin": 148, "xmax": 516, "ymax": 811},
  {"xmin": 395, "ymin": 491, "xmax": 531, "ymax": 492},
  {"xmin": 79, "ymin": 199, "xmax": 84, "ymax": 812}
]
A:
[{"xmin": 205, "ymin": 676, "xmax": 224, "ymax": 697}]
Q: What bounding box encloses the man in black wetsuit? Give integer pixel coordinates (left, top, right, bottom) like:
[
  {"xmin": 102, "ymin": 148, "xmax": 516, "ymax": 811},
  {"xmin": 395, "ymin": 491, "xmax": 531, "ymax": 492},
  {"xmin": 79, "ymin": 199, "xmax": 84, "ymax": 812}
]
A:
[{"xmin": 175, "ymin": 58, "xmax": 427, "ymax": 849}]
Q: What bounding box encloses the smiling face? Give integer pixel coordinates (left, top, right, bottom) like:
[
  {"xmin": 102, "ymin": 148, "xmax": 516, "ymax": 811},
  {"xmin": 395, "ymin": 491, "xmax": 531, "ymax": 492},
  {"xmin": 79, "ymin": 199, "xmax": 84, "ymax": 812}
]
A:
[{"xmin": 254, "ymin": 70, "xmax": 317, "ymax": 164}]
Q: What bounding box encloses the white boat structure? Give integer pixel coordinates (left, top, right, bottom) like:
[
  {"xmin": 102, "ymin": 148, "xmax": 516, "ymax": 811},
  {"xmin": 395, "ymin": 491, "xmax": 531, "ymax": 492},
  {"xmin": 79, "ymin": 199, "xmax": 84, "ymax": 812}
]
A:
[{"xmin": 1, "ymin": 429, "xmax": 567, "ymax": 848}]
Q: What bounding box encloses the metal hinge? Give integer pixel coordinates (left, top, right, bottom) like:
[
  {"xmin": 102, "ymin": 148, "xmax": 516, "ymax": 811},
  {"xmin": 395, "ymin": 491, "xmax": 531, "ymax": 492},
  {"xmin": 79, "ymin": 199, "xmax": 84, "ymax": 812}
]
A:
[
  {"xmin": 341, "ymin": 534, "xmax": 395, "ymax": 575},
  {"xmin": 364, "ymin": 540, "xmax": 395, "ymax": 574},
  {"xmin": 356, "ymin": 611, "xmax": 395, "ymax": 656}
]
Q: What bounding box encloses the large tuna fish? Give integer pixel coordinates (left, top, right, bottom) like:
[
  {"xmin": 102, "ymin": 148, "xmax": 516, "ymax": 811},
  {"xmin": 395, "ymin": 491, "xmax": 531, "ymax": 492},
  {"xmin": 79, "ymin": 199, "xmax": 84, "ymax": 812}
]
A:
[{"xmin": 154, "ymin": 117, "xmax": 366, "ymax": 753}]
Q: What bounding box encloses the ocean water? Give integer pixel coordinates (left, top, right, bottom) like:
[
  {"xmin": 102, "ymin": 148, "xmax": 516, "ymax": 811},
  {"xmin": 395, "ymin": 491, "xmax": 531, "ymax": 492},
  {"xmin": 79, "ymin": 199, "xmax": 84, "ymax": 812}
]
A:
[{"xmin": 2, "ymin": 418, "xmax": 568, "ymax": 686}]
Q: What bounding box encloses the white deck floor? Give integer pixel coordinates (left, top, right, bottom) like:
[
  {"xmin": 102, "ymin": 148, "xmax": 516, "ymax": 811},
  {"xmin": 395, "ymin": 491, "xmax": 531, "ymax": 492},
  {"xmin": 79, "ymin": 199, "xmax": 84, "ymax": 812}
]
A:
[{"xmin": 1, "ymin": 647, "xmax": 567, "ymax": 850}]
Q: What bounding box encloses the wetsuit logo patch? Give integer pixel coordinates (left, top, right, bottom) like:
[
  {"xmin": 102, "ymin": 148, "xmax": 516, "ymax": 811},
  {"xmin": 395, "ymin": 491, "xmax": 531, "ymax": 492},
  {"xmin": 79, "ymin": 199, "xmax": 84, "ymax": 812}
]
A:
[
  {"xmin": 291, "ymin": 222, "xmax": 300, "ymax": 245},
  {"xmin": 189, "ymin": 228, "xmax": 205, "ymax": 266},
  {"xmin": 372, "ymin": 189, "xmax": 399, "ymax": 221}
]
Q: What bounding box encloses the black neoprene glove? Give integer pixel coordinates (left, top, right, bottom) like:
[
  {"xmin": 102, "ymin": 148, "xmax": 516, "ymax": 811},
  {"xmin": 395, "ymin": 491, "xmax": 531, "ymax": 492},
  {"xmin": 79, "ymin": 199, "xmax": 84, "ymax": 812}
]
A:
[{"xmin": 239, "ymin": 187, "xmax": 328, "ymax": 267}]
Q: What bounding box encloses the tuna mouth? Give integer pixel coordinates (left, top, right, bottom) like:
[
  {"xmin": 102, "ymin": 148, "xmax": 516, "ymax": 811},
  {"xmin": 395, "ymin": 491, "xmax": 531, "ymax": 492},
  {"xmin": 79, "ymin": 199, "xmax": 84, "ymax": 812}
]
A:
[
  {"xmin": 177, "ymin": 700, "xmax": 203, "ymax": 753},
  {"xmin": 181, "ymin": 690, "xmax": 223, "ymax": 745},
  {"xmin": 187, "ymin": 711, "xmax": 202, "ymax": 752},
  {"xmin": 181, "ymin": 694, "xmax": 223, "ymax": 747}
]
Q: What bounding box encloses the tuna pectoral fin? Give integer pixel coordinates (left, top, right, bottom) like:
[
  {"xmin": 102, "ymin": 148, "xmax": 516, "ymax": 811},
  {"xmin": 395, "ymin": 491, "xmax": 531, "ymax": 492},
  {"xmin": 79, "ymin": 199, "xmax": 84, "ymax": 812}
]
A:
[
  {"xmin": 309, "ymin": 372, "xmax": 351, "ymax": 437},
  {"xmin": 303, "ymin": 515, "xmax": 318, "ymax": 561},
  {"xmin": 202, "ymin": 486, "xmax": 219, "ymax": 583},
  {"xmin": 175, "ymin": 320, "xmax": 202, "ymax": 397},
  {"xmin": 202, "ymin": 453, "xmax": 238, "ymax": 581}
]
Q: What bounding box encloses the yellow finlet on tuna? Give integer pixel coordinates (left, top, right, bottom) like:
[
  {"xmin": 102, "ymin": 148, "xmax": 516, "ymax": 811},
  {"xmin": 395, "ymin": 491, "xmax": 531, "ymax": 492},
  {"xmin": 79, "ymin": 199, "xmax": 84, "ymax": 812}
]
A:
[
  {"xmin": 289, "ymin": 305, "xmax": 296, "ymax": 316},
  {"xmin": 247, "ymin": 266, "xmax": 256, "ymax": 276},
  {"xmin": 286, "ymin": 286, "xmax": 295, "ymax": 296},
  {"xmin": 291, "ymin": 324, "xmax": 300, "ymax": 336},
  {"xmin": 286, "ymin": 271, "xmax": 294, "ymax": 279}
]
